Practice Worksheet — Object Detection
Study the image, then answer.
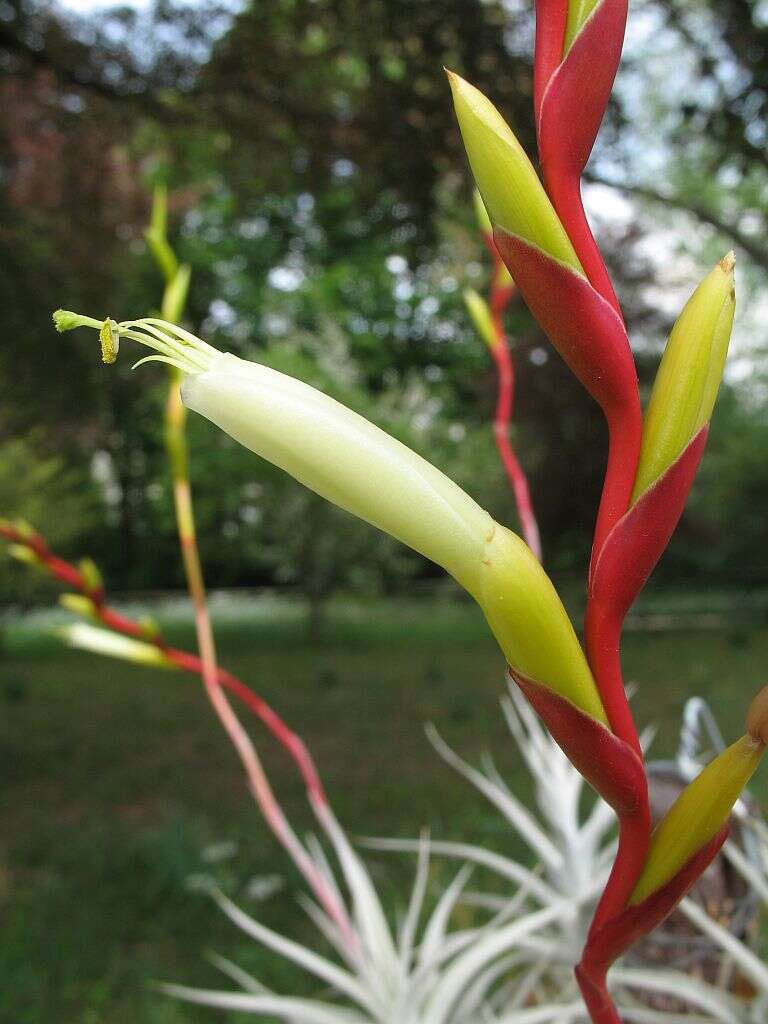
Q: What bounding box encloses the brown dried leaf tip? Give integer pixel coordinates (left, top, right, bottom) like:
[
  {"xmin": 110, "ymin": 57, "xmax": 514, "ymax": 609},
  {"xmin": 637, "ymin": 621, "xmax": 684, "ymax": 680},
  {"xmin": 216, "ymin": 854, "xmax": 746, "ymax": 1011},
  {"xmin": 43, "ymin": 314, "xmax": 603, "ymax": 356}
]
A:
[{"xmin": 746, "ymin": 686, "xmax": 768, "ymax": 746}]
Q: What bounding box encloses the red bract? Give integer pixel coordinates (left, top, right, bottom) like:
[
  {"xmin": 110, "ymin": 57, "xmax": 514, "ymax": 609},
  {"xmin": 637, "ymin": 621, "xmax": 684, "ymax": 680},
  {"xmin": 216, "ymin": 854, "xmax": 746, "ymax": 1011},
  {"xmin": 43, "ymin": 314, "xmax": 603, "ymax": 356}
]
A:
[
  {"xmin": 534, "ymin": 0, "xmax": 628, "ymax": 314},
  {"xmin": 590, "ymin": 427, "xmax": 709, "ymax": 623},
  {"xmin": 493, "ymin": 227, "xmax": 641, "ymax": 561},
  {"xmin": 584, "ymin": 428, "xmax": 709, "ymax": 745},
  {"xmin": 511, "ymin": 671, "xmax": 645, "ymax": 815}
]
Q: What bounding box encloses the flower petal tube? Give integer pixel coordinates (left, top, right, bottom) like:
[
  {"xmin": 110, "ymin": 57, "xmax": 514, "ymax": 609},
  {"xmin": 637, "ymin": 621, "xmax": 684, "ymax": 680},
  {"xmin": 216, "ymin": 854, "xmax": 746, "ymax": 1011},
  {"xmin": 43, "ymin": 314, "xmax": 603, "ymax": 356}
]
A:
[{"xmin": 54, "ymin": 312, "xmax": 606, "ymax": 727}]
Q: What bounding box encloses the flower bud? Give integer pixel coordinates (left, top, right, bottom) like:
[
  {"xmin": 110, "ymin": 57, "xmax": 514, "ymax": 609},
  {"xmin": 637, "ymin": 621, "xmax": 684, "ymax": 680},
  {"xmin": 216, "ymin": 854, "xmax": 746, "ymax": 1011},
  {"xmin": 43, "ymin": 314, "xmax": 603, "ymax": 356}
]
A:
[
  {"xmin": 447, "ymin": 71, "xmax": 582, "ymax": 273},
  {"xmin": 78, "ymin": 557, "xmax": 103, "ymax": 594},
  {"xmin": 632, "ymin": 255, "xmax": 735, "ymax": 501},
  {"xmin": 7, "ymin": 544, "xmax": 41, "ymax": 567},
  {"xmin": 630, "ymin": 726, "xmax": 764, "ymax": 904},
  {"xmin": 59, "ymin": 622, "xmax": 176, "ymax": 670},
  {"xmin": 59, "ymin": 593, "xmax": 98, "ymax": 619},
  {"xmin": 464, "ymin": 288, "xmax": 497, "ymax": 350}
]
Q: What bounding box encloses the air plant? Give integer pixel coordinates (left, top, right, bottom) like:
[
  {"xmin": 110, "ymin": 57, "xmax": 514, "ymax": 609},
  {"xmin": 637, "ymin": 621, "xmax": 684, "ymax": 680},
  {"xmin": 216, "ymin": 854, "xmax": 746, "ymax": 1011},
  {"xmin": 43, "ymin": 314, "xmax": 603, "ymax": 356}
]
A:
[
  {"xmin": 48, "ymin": 1, "xmax": 768, "ymax": 1020},
  {"xmin": 464, "ymin": 191, "xmax": 542, "ymax": 560},
  {"xmin": 375, "ymin": 689, "xmax": 768, "ymax": 1022}
]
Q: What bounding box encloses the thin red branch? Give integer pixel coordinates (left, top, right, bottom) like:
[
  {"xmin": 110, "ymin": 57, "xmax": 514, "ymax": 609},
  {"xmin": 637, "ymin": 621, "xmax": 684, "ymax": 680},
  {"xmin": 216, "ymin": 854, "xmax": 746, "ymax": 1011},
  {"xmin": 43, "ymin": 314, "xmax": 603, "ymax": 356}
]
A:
[
  {"xmin": 482, "ymin": 235, "xmax": 543, "ymax": 561},
  {"xmin": 0, "ymin": 522, "xmax": 326, "ymax": 804}
]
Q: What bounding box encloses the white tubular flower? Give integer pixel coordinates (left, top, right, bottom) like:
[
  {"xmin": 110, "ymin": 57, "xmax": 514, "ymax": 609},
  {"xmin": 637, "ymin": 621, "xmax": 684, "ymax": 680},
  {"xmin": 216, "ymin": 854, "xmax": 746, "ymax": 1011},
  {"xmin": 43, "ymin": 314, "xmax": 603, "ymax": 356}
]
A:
[
  {"xmin": 181, "ymin": 351, "xmax": 493, "ymax": 594},
  {"xmin": 53, "ymin": 311, "xmax": 605, "ymax": 724}
]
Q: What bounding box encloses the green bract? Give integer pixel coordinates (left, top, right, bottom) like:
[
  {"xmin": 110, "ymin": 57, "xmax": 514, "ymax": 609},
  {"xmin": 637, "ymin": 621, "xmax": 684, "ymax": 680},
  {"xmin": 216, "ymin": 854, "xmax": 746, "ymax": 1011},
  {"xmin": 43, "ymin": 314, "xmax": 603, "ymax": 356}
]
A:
[
  {"xmin": 632, "ymin": 254, "xmax": 736, "ymax": 501},
  {"xmin": 448, "ymin": 72, "xmax": 582, "ymax": 273},
  {"xmin": 464, "ymin": 288, "xmax": 497, "ymax": 350},
  {"xmin": 630, "ymin": 731, "xmax": 763, "ymax": 904},
  {"xmin": 563, "ymin": 0, "xmax": 601, "ymax": 53}
]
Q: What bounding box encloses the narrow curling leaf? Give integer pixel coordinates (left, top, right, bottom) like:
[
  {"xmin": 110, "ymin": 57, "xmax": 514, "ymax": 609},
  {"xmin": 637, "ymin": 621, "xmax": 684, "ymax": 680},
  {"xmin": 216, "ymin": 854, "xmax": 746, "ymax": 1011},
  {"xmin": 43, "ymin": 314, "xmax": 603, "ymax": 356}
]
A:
[
  {"xmin": 632, "ymin": 254, "xmax": 736, "ymax": 502},
  {"xmin": 56, "ymin": 311, "xmax": 606, "ymax": 722},
  {"xmin": 464, "ymin": 288, "xmax": 497, "ymax": 350},
  {"xmin": 630, "ymin": 694, "xmax": 766, "ymax": 905},
  {"xmin": 447, "ymin": 71, "xmax": 582, "ymax": 273},
  {"xmin": 59, "ymin": 622, "xmax": 177, "ymax": 670}
]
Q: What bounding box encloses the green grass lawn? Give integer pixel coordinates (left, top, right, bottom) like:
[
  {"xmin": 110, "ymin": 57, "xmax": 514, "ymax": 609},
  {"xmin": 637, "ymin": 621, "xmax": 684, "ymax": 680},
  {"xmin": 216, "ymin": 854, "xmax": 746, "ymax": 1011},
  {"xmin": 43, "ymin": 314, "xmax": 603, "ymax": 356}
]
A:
[{"xmin": 1, "ymin": 596, "xmax": 767, "ymax": 1023}]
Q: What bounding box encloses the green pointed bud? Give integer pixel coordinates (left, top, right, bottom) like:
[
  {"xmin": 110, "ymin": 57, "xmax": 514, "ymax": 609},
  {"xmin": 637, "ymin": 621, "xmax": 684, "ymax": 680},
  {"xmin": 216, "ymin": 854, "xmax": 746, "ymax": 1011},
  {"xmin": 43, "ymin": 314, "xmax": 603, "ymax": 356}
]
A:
[
  {"xmin": 138, "ymin": 616, "xmax": 161, "ymax": 641},
  {"xmin": 631, "ymin": 687, "xmax": 767, "ymax": 904},
  {"xmin": 58, "ymin": 622, "xmax": 177, "ymax": 670},
  {"xmin": 473, "ymin": 188, "xmax": 493, "ymax": 236},
  {"xmin": 447, "ymin": 71, "xmax": 582, "ymax": 272},
  {"xmin": 632, "ymin": 254, "xmax": 736, "ymax": 502},
  {"xmin": 59, "ymin": 593, "xmax": 98, "ymax": 619},
  {"xmin": 53, "ymin": 310, "xmax": 103, "ymax": 333},
  {"xmin": 7, "ymin": 544, "xmax": 41, "ymax": 567},
  {"xmin": 563, "ymin": 0, "xmax": 601, "ymax": 53},
  {"xmin": 13, "ymin": 518, "xmax": 36, "ymax": 539},
  {"xmin": 464, "ymin": 288, "xmax": 497, "ymax": 350},
  {"xmin": 78, "ymin": 558, "xmax": 103, "ymax": 593}
]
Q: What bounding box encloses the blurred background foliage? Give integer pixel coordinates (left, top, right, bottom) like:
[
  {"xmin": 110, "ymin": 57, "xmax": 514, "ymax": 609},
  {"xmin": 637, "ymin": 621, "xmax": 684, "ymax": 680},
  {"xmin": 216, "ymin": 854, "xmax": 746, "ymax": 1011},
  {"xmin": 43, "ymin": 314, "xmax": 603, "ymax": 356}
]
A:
[
  {"xmin": 0, "ymin": 0, "xmax": 766, "ymax": 609},
  {"xmin": 2, "ymin": 3, "xmax": 768, "ymax": 1020}
]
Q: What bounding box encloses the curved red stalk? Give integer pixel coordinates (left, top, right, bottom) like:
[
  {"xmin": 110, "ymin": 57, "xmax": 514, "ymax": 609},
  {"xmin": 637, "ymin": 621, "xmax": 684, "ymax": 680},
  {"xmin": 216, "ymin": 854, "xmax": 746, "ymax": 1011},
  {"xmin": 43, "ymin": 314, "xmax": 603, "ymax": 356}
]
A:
[
  {"xmin": 0, "ymin": 522, "xmax": 326, "ymax": 804},
  {"xmin": 480, "ymin": 231, "xmax": 543, "ymax": 560},
  {"xmin": 489, "ymin": 328, "xmax": 542, "ymax": 561}
]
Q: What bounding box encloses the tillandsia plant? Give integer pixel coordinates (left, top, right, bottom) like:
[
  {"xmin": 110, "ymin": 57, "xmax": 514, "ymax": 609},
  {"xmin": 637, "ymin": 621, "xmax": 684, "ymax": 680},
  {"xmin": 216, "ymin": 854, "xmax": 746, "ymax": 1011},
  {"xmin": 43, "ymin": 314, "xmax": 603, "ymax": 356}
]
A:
[
  {"xmin": 377, "ymin": 690, "xmax": 768, "ymax": 1022},
  {"xmin": 50, "ymin": 4, "xmax": 768, "ymax": 1021},
  {"xmin": 464, "ymin": 191, "xmax": 542, "ymax": 560}
]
